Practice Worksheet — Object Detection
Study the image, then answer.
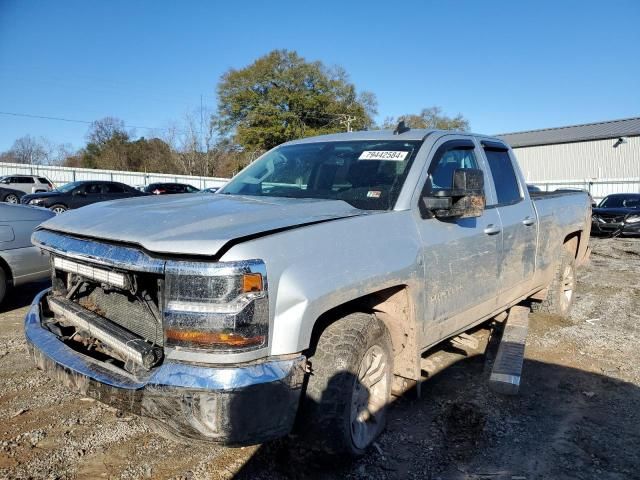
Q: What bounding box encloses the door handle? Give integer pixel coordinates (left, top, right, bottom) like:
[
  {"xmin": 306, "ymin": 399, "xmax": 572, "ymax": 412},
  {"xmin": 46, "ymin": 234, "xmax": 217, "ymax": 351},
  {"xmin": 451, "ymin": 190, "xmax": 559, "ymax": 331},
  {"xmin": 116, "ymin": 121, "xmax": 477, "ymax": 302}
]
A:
[
  {"xmin": 522, "ymin": 217, "xmax": 535, "ymax": 226},
  {"xmin": 484, "ymin": 224, "xmax": 501, "ymax": 235}
]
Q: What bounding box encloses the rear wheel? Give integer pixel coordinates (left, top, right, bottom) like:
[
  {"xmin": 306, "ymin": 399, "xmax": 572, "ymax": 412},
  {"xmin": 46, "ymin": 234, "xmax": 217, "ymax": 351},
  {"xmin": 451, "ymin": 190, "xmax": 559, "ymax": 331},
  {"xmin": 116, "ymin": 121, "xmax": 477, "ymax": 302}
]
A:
[
  {"xmin": 5, "ymin": 194, "xmax": 19, "ymax": 204},
  {"xmin": 50, "ymin": 204, "xmax": 67, "ymax": 214},
  {"xmin": 531, "ymin": 249, "xmax": 576, "ymax": 317},
  {"xmin": 298, "ymin": 312, "xmax": 393, "ymax": 457}
]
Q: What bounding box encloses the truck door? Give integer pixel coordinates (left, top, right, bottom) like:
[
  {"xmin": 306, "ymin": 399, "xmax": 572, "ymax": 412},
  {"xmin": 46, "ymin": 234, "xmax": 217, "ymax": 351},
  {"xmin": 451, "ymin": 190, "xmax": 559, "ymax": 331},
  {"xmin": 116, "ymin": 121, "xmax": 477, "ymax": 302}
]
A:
[
  {"xmin": 480, "ymin": 141, "xmax": 537, "ymax": 305},
  {"xmin": 416, "ymin": 137, "xmax": 502, "ymax": 347}
]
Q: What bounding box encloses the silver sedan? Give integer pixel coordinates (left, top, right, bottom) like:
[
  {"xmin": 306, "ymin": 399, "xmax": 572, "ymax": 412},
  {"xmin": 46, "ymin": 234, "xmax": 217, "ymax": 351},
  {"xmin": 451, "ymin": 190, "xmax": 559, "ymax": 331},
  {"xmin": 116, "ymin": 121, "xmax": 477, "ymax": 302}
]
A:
[{"xmin": 0, "ymin": 204, "xmax": 54, "ymax": 304}]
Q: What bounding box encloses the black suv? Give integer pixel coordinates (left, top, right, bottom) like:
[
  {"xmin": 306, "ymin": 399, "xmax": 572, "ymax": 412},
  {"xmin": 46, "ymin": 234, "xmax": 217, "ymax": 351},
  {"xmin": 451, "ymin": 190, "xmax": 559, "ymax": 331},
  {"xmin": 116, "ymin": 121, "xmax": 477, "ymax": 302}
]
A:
[{"xmin": 21, "ymin": 181, "xmax": 147, "ymax": 214}]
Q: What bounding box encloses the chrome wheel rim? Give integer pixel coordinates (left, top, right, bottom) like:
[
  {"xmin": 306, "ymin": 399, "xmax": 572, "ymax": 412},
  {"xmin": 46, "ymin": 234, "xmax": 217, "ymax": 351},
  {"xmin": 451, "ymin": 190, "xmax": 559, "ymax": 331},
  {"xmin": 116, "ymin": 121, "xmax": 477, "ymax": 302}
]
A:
[
  {"xmin": 6, "ymin": 195, "xmax": 18, "ymax": 204},
  {"xmin": 52, "ymin": 207, "xmax": 66, "ymax": 214},
  {"xmin": 561, "ymin": 264, "xmax": 575, "ymax": 309},
  {"xmin": 350, "ymin": 344, "xmax": 389, "ymax": 450}
]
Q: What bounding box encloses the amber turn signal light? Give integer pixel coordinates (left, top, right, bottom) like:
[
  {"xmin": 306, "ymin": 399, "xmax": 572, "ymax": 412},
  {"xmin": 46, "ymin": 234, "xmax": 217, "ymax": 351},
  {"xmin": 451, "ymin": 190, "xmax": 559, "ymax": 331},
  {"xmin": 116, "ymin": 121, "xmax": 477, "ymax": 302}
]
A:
[
  {"xmin": 165, "ymin": 328, "xmax": 265, "ymax": 348},
  {"xmin": 242, "ymin": 273, "xmax": 263, "ymax": 293}
]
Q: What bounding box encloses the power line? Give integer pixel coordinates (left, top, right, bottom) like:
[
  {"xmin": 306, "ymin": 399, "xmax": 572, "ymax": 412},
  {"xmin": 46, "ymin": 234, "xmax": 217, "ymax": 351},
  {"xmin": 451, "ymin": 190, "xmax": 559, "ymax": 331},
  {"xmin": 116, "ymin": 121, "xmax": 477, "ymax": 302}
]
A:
[
  {"xmin": 0, "ymin": 107, "xmax": 360, "ymax": 135},
  {"xmin": 0, "ymin": 111, "xmax": 173, "ymax": 132}
]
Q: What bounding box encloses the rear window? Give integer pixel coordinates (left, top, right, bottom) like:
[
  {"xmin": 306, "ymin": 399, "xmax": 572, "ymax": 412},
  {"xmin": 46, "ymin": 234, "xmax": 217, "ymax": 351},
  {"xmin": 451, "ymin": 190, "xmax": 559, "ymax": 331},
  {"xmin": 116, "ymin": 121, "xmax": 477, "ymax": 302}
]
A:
[
  {"xmin": 484, "ymin": 149, "xmax": 522, "ymax": 206},
  {"xmin": 38, "ymin": 177, "xmax": 52, "ymax": 185}
]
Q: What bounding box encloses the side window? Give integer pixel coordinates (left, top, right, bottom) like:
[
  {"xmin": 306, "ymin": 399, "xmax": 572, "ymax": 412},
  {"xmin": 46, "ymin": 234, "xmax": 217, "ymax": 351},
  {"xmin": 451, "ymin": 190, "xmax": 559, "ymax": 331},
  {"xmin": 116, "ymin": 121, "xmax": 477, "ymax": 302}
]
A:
[
  {"xmin": 484, "ymin": 148, "xmax": 522, "ymax": 205},
  {"xmin": 103, "ymin": 183, "xmax": 125, "ymax": 193},
  {"xmin": 38, "ymin": 177, "xmax": 51, "ymax": 185},
  {"xmin": 429, "ymin": 144, "xmax": 479, "ymax": 191},
  {"xmin": 16, "ymin": 177, "xmax": 35, "ymax": 184},
  {"xmin": 86, "ymin": 183, "xmax": 102, "ymax": 194}
]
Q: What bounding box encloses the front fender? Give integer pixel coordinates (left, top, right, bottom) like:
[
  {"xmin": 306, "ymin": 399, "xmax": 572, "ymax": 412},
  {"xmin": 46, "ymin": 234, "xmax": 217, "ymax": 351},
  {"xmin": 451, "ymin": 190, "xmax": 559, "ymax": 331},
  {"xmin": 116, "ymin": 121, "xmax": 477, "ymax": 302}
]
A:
[{"xmin": 221, "ymin": 210, "xmax": 423, "ymax": 355}]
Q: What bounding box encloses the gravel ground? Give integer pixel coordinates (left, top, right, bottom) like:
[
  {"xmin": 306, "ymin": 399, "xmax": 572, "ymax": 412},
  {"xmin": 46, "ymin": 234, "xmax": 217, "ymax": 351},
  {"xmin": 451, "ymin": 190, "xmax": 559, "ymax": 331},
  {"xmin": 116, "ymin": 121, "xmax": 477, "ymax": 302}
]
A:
[{"xmin": 1, "ymin": 236, "xmax": 639, "ymax": 480}]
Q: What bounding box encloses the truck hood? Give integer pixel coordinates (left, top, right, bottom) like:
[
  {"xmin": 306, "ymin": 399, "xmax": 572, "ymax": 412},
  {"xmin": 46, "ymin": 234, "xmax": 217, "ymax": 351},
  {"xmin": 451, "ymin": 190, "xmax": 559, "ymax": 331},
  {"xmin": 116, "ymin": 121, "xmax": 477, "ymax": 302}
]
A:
[{"xmin": 38, "ymin": 194, "xmax": 367, "ymax": 257}]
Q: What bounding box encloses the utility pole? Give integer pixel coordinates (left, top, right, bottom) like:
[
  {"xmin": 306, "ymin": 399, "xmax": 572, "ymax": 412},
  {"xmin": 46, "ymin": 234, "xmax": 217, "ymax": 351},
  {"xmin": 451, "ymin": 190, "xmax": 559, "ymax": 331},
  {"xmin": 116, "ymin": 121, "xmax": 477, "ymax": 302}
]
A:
[
  {"xmin": 200, "ymin": 94, "xmax": 204, "ymax": 150},
  {"xmin": 339, "ymin": 114, "xmax": 356, "ymax": 132}
]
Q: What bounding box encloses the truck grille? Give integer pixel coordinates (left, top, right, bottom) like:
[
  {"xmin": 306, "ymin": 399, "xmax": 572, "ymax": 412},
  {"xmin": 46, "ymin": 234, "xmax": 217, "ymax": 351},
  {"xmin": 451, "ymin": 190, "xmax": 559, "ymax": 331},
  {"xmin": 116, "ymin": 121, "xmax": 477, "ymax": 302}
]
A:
[
  {"xmin": 595, "ymin": 213, "xmax": 625, "ymax": 224},
  {"xmin": 77, "ymin": 287, "xmax": 164, "ymax": 346}
]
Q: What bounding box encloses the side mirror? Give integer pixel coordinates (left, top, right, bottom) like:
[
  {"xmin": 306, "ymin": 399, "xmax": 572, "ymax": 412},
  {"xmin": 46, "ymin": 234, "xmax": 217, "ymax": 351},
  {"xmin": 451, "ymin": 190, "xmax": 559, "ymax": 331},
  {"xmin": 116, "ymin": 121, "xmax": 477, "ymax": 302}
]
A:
[{"xmin": 422, "ymin": 168, "xmax": 485, "ymax": 219}]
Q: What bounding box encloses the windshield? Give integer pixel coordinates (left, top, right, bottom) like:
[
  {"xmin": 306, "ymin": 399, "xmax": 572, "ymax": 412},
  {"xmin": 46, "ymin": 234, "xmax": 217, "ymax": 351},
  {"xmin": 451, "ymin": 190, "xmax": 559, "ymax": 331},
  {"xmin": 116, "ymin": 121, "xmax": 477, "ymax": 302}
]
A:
[
  {"xmin": 598, "ymin": 195, "xmax": 640, "ymax": 209},
  {"xmin": 221, "ymin": 140, "xmax": 423, "ymax": 210},
  {"xmin": 57, "ymin": 181, "xmax": 84, "ymax": 193}
]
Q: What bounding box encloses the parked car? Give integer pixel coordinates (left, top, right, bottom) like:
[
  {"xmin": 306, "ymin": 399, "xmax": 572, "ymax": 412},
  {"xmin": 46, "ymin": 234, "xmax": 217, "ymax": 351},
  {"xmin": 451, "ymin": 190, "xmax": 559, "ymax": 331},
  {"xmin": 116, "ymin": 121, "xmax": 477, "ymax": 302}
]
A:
[
  {"xmin": 0, "ymin": 175, "xmax": 53, "ymax": 194},
  {"xmin": 21, "ymin": 181, "xmax": 147, "ymax": 214},
  {"xmin": 26, "ymin": 128, "xmax": 591, "ymax": 455},
  {"xmin": 591, "ymin": 193, "xmax": 640, "ymax": 236},
  {"xmin": 0, "ymin": 203, "xmax": 54, "ymax": 304},
  {"xmin": 0, "ymin": 186, "xmax": 26, "ymax": 204},
  {"xmin": 143, "ymin": 183, "xmax": 200, "ymax": 195}
]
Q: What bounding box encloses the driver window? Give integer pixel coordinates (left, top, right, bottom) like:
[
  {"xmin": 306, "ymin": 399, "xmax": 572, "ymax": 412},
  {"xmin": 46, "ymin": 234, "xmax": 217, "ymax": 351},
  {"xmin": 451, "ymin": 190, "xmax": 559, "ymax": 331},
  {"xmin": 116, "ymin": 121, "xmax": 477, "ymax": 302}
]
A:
[{"xmin": 430, "ymin": 147, "xmax": 478, "ymax": 191}]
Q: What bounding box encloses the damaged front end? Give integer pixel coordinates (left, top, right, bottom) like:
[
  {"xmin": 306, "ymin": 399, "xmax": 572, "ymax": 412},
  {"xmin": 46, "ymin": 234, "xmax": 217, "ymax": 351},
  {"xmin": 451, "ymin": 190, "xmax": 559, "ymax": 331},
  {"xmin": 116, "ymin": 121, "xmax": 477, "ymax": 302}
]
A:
[
  {"xmin": 25, "ymin": 230, "xmax": 306, "ymax": 445},
  {"xmin": 591, "ymin": 212, "xmax": 640, "ymax": 237}
]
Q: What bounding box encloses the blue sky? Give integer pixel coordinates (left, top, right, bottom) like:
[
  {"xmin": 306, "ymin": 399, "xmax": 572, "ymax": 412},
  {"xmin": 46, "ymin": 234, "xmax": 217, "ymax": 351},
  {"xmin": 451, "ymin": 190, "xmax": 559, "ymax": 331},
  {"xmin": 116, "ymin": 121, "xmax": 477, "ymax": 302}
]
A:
[{"xmin": 1, "ymin": 0, "xmax": 639, "ymax": 151}]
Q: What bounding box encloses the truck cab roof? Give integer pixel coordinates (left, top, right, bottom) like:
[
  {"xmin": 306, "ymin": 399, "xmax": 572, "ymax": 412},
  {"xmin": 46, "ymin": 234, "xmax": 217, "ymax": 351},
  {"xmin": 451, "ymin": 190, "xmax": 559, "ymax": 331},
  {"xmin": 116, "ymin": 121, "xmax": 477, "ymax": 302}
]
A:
[{"xmin": 283, "ymin": 128, "xmax": 509, "ymax": 147}]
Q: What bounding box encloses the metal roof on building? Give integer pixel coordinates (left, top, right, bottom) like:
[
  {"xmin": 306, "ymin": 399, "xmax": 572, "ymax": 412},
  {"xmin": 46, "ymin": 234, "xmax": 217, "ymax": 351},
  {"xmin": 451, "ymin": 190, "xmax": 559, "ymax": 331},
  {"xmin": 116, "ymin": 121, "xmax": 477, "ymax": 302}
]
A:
[{"xmin": 496, "ymin": 117, "xmax": 640, "ymax": 148}]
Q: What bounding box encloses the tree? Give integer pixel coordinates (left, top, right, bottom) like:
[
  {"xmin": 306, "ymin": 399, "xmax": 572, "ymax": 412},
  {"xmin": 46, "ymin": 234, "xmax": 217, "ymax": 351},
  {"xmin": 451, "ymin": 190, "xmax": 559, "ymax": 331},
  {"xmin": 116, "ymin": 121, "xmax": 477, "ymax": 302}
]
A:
[
  {"xmin": 1, "ymin": 136, "xmax": 74, "ymax": 165},
  {"xmin": 86, "ymin": 117, "xmax": 129, "ymax": 146},
  {"xmin": 382, "ymin": 107, "xmax": 469, "ymax": 131},
  {"xmin": 214, "ymin": 49, "xmax": 378, "ymax": 151},
  {"xmin": 81, "ymin": 117, "xmax": 131, "ymax": 169},
  {"xmin": 7, "ymin": 135, "xmax": 47, "ymax": 164}
]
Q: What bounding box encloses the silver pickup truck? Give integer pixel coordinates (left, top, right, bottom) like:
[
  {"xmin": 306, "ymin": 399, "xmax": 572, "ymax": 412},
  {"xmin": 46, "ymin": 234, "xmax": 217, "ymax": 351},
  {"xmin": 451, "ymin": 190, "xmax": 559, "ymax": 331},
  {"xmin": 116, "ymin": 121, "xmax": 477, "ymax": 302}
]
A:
[{"xmin": 25, "ymin": 128, "xmax": 590, "ymax": 455}]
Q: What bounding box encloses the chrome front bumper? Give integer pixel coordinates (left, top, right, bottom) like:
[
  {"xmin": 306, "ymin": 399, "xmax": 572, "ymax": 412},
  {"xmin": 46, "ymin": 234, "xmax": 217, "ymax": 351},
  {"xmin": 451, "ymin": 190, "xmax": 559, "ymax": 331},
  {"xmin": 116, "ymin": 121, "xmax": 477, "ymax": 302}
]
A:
[{"xmin": 24, "ymin": 289, "xmax": 306, "ymax": 445}]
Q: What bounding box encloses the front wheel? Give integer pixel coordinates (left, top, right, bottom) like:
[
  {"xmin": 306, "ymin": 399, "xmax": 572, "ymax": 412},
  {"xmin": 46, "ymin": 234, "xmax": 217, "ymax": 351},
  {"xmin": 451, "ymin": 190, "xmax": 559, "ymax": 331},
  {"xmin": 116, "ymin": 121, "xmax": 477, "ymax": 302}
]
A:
[
  {"xmin": 50, "ymin": 204, "xmax": 67, "ymax": 214},
  {"xmin": 298, "ymin": 312, "xmax": 393, "ymax": 457},
  {"xmin": 5, "ymin": 194, "xmax": 19, "ymax": 204}
]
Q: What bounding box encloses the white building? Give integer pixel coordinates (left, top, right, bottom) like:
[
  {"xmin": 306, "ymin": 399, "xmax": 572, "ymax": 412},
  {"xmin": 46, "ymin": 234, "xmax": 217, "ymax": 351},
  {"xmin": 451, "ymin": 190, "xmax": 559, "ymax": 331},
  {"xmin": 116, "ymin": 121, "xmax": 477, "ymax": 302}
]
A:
[{"xmin": 497, "ymin": 117, "xmax": 640, "ymax": 200}]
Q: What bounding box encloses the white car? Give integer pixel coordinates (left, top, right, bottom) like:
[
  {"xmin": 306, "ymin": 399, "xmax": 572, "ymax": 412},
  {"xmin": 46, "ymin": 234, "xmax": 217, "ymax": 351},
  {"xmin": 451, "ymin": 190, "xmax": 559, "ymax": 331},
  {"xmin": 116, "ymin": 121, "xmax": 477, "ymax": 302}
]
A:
[{"xmin": 0, "ymin": 175, "xmax": 53, "ymax": 194}]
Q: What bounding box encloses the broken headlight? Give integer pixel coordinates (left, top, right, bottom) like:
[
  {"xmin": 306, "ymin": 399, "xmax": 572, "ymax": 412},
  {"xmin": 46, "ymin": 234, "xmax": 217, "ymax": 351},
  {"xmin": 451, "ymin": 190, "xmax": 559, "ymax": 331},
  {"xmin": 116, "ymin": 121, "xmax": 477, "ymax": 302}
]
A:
[{"xmin": 163, "ymin": 260, "xmax": 268, "ymax": 353}]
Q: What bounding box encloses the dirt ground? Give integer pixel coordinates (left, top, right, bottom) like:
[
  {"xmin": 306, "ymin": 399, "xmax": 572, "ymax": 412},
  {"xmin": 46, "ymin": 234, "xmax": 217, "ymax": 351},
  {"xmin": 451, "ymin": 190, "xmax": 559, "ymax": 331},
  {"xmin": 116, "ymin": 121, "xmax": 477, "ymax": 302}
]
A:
[{"xmin": 1, "ymin": 237, "xmax": 639, "ymax": 480}]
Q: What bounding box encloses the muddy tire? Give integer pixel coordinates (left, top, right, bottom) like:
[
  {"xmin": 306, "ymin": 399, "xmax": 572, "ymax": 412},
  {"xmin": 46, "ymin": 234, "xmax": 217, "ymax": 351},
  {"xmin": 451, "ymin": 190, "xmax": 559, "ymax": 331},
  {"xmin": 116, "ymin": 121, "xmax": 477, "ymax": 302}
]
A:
[
  {"xmin": 531, "ymin": 249, "xmax": 576, "ymax": 318},
  {"xmin": 298, "ymin": 312, "xmax": 393, "ymax": 457}
]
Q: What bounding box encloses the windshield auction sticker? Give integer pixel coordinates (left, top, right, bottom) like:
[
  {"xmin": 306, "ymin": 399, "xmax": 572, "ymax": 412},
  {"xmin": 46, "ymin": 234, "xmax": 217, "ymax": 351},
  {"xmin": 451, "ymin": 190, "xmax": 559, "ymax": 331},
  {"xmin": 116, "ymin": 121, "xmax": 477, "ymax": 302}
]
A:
[{"xmin": 358, "ymin": 151, "xmax": 409, "ymax": 161}]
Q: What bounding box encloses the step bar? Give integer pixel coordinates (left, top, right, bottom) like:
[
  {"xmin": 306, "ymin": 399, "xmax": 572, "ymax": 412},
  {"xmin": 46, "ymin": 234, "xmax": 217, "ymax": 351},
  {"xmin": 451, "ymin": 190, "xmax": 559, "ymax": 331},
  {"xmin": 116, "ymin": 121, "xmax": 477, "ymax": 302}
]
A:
[{"xmin": 489, "ymin": 305, "xmax": 530, "ymax": 395}]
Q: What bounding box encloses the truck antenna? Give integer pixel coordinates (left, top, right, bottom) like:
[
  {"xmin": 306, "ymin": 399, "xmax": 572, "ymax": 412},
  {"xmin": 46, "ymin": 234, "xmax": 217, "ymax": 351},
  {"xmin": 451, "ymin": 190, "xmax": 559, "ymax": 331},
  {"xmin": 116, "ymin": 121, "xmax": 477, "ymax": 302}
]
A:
[{"xmin": 393, "ymin": 120, "xmax": 410, "ymax": 135}]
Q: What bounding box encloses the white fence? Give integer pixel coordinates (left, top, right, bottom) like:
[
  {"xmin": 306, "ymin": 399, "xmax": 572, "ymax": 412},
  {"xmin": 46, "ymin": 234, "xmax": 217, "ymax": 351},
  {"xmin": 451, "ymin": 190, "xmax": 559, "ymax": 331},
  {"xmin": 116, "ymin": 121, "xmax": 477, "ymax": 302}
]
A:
[
  {"xmin": 527, "ymin": 178, "xmax": 640, "ymax": 201},
  {"xmin": 3, "ymin": 161, "xmax": 637, "ymax": 202},
  {"xmin": 0, "ymin": 162, "xmax": 229, "ymax": 189}
]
